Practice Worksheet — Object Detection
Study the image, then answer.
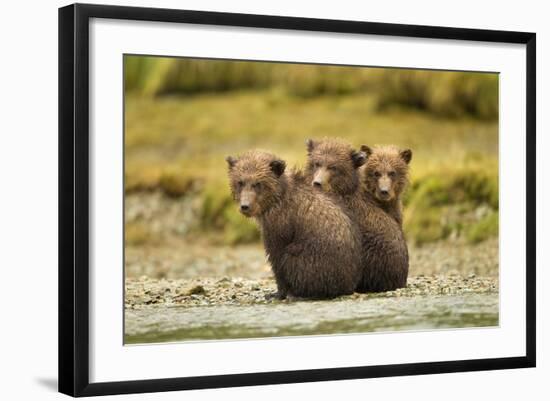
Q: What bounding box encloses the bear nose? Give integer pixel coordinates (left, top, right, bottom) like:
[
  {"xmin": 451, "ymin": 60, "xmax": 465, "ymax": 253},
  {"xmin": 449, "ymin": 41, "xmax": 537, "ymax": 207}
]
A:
[
  {"xmin": 380, "ymin": 189, "xmax": 389, "ymax": 196},
  {"xmin": 240, "ymin": 204, "xmax": 250, "ymax": 212},
  {"xmin": 313, "ymin": 181, "xmax": 322, "ymax": 187}
]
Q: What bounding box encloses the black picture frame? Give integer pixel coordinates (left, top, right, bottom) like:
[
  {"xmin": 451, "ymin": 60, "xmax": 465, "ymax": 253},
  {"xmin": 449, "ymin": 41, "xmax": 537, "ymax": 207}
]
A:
[{"xmin": 59, "ymin": 3, "xmax": 536, "ymax": 397}]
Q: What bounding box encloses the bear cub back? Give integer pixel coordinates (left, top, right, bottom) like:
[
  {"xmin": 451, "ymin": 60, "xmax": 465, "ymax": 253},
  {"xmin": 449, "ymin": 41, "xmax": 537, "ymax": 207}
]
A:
[
  {"xmin": 305, "ymin": 138, "xmax": 409, "ymax": 292},
  {"xmin": 226, "ymin": 150, "xmax": 362, "ymax": 299}
]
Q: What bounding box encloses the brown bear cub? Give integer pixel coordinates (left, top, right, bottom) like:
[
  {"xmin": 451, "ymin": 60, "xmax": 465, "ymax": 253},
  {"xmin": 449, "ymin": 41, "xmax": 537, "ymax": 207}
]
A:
[
  {"xmin": 360, "ymin": 145, "xmax": 412, "ymax": 226},
  {"xmin": 305, "ymin": 138, "xmax": 409, "ymax": 292},
  {"xmin": 226, "ymin": 150, "xmax": 362, "ymax": 299}
]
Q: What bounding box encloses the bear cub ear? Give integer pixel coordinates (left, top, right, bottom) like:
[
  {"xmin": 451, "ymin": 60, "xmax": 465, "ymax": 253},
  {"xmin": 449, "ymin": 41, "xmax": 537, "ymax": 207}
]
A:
[
  {"xmin": 269, "ymin": 159, "xmax": 286, "ymax": 177},
  {"xmin": 226, "ymin": 156, "xmax": 238, "ymax": 169},
  {"xmin": 306, "ymin": 139, "xmax": 317, "ymax": 153},
  {"xmin": 360, "ymin": 145, "xmax": 373, "ymax": 159},
  {"xmin": 399, "ymin": 149, "xmax": 412, "ymax": 164},
  {"xmin": 351, "ymin": 150, "xmax": 367, "ymax": 168}
]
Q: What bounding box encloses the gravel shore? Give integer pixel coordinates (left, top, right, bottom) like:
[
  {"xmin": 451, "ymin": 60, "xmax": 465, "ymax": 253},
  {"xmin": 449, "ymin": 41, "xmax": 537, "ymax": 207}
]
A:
[{"xmin": 125, "ymin": 274, "xmax": 498, "ymax": 309}]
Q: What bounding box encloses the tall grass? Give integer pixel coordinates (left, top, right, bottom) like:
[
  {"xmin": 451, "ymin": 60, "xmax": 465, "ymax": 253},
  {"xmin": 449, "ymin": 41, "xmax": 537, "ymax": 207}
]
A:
[
  {"xmin": 125, "ymin": 56, "xmax": 498, "ymax": 119},
  {"xmin": 376, "ymin": 70, "xmax": 499, "ymax": 119},
  {"xmin": 125, "ymin": 57, "xmax": 273, "ymax": 96}
]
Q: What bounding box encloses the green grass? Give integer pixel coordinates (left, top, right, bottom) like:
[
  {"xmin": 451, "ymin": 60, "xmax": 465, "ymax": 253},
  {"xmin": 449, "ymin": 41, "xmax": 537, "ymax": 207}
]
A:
[
  {"xmin": 124, "ymin": 89, "xmax": 498, "ymax": 245},
  {"xmin": 125, "ymin": 56, "xmax": 498, "ymax": 119},
  {"xmin": 376, "ymin": 70, "xmax": 499, "ymax": 120},
  {"xmin": 403, "ymin": 162, "xmax": 498, "ymax": 245}
]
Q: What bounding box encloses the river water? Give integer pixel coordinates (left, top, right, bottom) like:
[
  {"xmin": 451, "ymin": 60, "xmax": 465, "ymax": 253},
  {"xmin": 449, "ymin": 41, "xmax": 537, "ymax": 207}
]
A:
[{"xmin": 125, "ymin": 293, "xmax": 498, "ymax": 344}]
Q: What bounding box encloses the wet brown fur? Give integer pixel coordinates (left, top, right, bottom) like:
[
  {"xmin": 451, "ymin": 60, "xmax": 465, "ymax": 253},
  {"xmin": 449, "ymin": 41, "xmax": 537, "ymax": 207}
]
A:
[
  {"xmin": 305, "ymin": 139, "xmax": 409, "ymax": 292},
  {"xmin": 226, "ymin": 150, "xmax": 362, "ymax": 299},
  {"xmin": 360, "ymin": 145, "xmax": 412, "ymax": 226}
]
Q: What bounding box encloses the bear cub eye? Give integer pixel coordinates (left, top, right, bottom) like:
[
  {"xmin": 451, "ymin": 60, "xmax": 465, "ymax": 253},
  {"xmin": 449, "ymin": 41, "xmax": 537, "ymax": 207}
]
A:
[
  {"xmin": 252, "ymin": 182, "xmax": 262, "ymax": 190},
  {"xmin": 374, "ymin": 171, "xmax": 381, "ymax": 178},
  {"xmin": 313, "ymin": 162, "xmax": 322, "ymax": 168},
  {"xmin": 237, "ymin": 180, "xmax": 245, "ymax": 188},
  {"xmin": 388, "ymin": 171, "xmax": 396, "ymax": 178}
]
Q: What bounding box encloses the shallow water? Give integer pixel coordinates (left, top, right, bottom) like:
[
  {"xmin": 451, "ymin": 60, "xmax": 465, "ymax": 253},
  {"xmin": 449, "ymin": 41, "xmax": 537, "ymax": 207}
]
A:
[{"xmin": 125, "ymin": 293, "xmax": 498, "ymax": 344}]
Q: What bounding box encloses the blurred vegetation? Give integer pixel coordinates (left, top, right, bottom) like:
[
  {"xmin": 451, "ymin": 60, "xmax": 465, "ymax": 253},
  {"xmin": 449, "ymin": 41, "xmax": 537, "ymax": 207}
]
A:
[
  {"xmin": 125, "ymin": 56, "xmax": 498, "ymax": 119},
  {"xmin": 376, "ymin": 70, "xmax": 499, "ymax": 120},
  {"xmin": 403, "ymin": 162, "xmax": 498, "ymax": 245},
  {"xmin": 126, "ymin": 221, "xmax": 154, "ymax": 246},
  {"xmin": 124, "ymin": 56, "xmax": 499, "ymax": 246}
]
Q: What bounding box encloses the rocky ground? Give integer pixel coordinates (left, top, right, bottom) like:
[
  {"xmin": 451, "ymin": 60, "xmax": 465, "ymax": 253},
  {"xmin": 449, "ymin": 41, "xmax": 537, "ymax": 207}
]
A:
[{"xmin": 125, "ymin": 274, "xmax": 498, "ymax": 308}]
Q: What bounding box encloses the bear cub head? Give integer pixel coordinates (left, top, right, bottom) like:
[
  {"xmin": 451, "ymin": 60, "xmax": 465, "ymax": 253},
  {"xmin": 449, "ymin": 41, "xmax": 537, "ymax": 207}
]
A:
[
  {"xmin": 360, "ymin": 145, "xmax": 412, "ymax": 203},
  {"xmin": 305, "ymin": 138, "xmax": 366, "ymax": 195},
  {"xmin": 226, "ymin": 150, "xmax": 287, "ymax": 218}
]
